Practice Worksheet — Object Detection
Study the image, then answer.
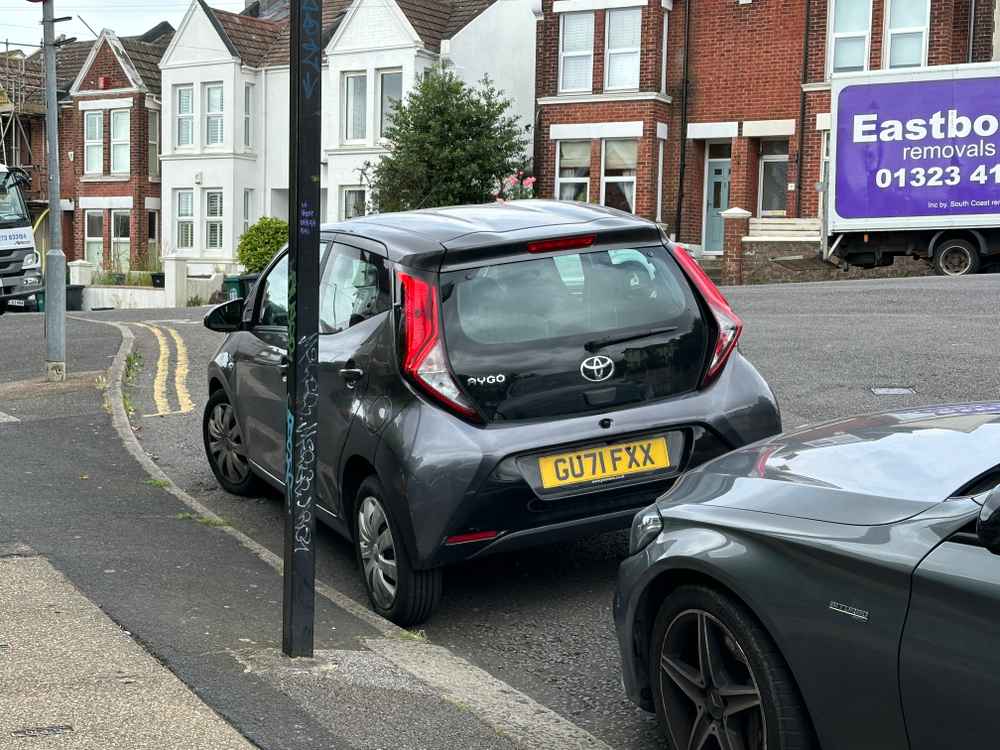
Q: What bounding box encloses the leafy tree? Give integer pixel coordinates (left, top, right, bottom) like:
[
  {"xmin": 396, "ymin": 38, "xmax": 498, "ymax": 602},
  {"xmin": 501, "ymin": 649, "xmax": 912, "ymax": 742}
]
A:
[
  {"xmin": 362, "ymin": 66, "xmax": 530, "ymax": 212},
  {"xmin": 237, "ymin": 216, "xmax": 288, "ymax": 274}
]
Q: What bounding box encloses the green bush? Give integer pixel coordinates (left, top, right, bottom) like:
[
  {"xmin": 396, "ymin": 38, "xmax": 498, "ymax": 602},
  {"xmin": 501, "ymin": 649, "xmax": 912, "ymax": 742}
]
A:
[{"xmin": 237, "ymin": 217, "xmax": 289, "ymax": 274}]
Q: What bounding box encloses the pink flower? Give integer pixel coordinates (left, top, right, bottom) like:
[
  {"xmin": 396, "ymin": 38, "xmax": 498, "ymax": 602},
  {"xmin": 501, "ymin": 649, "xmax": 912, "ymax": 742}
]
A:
[
  {"xmin": 506, "ymin": 175, "xmax": 518, "ymax": 187},
  {"xmin": 524, "ymin": 177, "xmax": 536, "ymax": 188}
]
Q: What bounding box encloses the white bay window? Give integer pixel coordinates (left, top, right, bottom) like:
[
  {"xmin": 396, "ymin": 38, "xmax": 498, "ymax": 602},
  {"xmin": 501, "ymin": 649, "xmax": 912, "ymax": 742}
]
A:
[
  {"xmin": 605, "ymin": 8, "xmax": 641, "ymax": 91},
  {"xmin": 829, "ymin": 0, "xmax": 872, "ymax": 74},
  {"xmin": 205, "ymin": 190, "xmax": 223, "ymax": 250},
  {"xmin": 601, "ymin": 139, "xmax": 637, "ymax": 214},
  {"xmin": 344, "ymin": 72, "xmax": 367, "ymax": 143},
  {"xmin": 175, "ymin": 86, "xmax": 193, "ymax": 147},
  {"xmin": 175, "ymin": 189, "xmax": 194, "ymax": 250},
  {"xmin": 84, "ymin": 111, "xmax": 103, "ymax": 174},
  {"xmin": 110, "ymin": 109, "xmax": 130, "ymax": 174},
  {"xmin": 148, "ymin": 110, "xmax": 159, "ymax": 177},
  {"xmin": 556, "ymin": 141, "xmax": 590, "ymax": 202},
  {"xmin": 885, "ymin": 0, "xmax": 929, "ymax": 69},
  {"xmin": 205, "ymin": 83, "xmax": 224, "ymax": 146},
  {"xmin": 559, "ymin": 12, "xmax": 594, "ymax": 93},
  {"xmin": 85, "ymin": 210, "xmax": 104, "ymax": 268}
]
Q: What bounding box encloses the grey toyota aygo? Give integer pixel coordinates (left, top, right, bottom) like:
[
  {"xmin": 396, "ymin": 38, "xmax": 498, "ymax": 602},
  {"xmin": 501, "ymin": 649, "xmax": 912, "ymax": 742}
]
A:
[{"xmin": 201, "ymin": 200, "xmax": 781, "ymax": 624}]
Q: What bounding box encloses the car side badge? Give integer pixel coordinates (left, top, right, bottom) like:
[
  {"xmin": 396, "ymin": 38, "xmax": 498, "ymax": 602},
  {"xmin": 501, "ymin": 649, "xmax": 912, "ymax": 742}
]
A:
[{"xmin": 829, "ymin": 601, "xmax": 870, "ymax": 623}]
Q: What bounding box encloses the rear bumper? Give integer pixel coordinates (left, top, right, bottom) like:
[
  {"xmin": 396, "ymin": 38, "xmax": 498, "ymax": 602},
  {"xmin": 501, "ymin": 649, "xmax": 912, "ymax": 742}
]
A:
[
  {"xmin": 466, "ymin": 507, "xmax": 639, "ymax": 559},
  {"xmin": 377, "ymin": 353, "xmax": 781, "ymax": 570}
]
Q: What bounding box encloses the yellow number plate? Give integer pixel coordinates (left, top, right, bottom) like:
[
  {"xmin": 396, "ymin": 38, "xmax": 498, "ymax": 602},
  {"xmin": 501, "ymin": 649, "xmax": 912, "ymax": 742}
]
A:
[{"xmin": 538, "ymin": 437, "xmax": 670, "ymax": 489}]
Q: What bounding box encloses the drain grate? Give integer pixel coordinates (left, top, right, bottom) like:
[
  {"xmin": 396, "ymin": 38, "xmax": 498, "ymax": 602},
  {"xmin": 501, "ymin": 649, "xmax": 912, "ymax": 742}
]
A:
[
  {"xmin": 871, "ymin": 386, "xmax": 916, "ymax": 396},
  {"xmin": 11, "ymin": 725, "xmax": 74, "ymax": 738}
]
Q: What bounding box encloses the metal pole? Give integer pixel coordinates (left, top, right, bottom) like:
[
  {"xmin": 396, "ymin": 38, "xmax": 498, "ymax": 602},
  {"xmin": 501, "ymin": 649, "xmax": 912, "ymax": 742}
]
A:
[
  {"xmin": 282, "ymin": 0, "xmax": 322, "ymax": 658},
  {"xmin": 42, "ymin": 0, "xmax": 65, "ymax": 382}
]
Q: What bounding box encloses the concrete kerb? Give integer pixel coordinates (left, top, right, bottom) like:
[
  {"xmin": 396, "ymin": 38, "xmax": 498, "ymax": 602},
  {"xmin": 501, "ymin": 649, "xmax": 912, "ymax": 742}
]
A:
[{"xmin": 85, "ymin": 316, "xmax": 613, "ymax": 750}]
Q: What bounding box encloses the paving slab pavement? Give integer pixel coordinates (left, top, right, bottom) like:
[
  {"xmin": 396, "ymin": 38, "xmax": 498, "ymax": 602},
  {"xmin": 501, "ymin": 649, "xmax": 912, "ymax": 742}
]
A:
[{"xmin": 0, "ymin": 552, "xmax": 253, "ymax": 750}]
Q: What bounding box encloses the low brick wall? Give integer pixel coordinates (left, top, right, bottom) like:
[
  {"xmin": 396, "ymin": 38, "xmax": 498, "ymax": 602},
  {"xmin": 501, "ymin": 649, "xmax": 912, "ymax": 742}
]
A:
[{"xmin": 734, "ymin": 241, "xmax": 934, "ymax": 285}]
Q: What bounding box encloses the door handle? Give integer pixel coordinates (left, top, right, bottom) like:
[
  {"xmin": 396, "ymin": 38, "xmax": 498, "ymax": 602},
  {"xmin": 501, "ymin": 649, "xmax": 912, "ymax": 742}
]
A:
[
  {"xmin": 339, "ymin": 368, "xmax": 364, "ymax": 388},
  {"xmin": 279, "ymin": 355, "xmax": 289, "ymax": 383}
]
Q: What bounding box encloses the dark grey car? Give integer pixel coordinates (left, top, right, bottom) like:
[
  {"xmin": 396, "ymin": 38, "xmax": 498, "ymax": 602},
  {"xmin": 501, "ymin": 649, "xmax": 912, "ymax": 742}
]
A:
[
  {"xmin": 202, "ymin": 200, "xmax": 781, "ymax": 624},
  {"xmin": 615, "ymin": 402, "xmax": 1000, "ymax": 750}
]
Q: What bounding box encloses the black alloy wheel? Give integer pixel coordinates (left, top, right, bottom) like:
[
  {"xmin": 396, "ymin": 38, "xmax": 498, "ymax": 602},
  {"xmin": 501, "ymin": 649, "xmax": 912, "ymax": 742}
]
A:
[{"xmin": 650, "ymin": 586, "xmax": 815, "ymax": 750}]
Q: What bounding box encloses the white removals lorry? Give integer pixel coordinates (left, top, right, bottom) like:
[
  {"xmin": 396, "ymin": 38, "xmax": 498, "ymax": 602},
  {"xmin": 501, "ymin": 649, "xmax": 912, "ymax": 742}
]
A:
[{"xmin": 829, "ymin": 63, "xmax": 1000, "ymax": 276}]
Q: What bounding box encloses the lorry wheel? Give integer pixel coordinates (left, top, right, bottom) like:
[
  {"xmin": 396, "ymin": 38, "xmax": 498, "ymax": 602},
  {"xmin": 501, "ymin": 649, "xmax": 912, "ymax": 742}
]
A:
[{"xmin": 934, "ymin": 240, "xmax": 980, "ymax": 276}]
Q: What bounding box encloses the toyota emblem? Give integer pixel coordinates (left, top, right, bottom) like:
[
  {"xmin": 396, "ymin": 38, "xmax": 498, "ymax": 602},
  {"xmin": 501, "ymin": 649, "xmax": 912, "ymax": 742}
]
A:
[{"xmin": 580, "ymin": 355, "xmax": 615, "ymax": 383}]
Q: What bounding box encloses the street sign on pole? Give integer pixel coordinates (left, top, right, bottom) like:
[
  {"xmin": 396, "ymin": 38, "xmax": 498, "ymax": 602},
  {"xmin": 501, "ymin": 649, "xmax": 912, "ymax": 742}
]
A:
[
  {"xmin": 41, "ymin": 0, "xmax": 66, "ymax": 382},
  {"xmin": 282, "ymin": 0, "xmax": 322, "ymax": 658}
]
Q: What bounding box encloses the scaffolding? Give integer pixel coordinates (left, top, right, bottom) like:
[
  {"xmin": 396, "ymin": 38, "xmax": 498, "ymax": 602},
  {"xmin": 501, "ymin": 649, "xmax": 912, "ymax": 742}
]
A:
[{"xmin": 0, "ymin": 44, "xmax": 46, "ymax": 178}]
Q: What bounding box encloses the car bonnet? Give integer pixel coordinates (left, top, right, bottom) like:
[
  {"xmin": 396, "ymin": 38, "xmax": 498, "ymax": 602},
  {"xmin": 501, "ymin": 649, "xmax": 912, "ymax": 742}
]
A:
[{"xmin": 662, "ymin": 404, "xmax": 1000, "ymax": 526}]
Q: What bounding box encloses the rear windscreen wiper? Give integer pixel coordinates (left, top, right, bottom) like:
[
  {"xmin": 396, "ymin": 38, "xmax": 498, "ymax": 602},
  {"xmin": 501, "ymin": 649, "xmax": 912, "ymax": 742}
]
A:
[{"xmin": 584, "ymin": 326, "xmax": 678, "ymax": 352}]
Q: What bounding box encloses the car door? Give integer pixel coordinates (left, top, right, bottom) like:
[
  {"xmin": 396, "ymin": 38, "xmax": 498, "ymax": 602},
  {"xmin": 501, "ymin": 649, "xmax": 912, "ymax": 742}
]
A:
[
  {"xmin": 234, "ymin": 251, "xmax": 292, "ymax": 481},
  {"xmin": 899, "ymin": 525, "xmax": 1000, "ymax": 748},
  {"xmin": 315, "ymin": 238, "xmax": 393, "ymax": 525}
]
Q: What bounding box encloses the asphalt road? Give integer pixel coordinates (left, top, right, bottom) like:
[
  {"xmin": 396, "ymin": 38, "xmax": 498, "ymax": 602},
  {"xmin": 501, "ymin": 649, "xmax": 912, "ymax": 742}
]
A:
[{"xmin": 76, "ymin": 274, "xmax": 1000, "ymax": 749}]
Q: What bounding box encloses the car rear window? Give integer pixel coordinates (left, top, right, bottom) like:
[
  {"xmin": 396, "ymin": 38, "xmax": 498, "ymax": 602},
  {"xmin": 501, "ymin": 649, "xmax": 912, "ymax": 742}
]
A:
[{"xmin": 445, "ymin": 246, "xmax": 691, "ymax": 346}]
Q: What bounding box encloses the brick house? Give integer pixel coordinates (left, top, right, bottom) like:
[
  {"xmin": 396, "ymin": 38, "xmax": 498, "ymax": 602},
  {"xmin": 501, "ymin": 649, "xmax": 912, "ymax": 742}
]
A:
[
  {"xmin": 61, "ymin": 26, "xmax": 174, "ymax": 271},
  {"xmin": 534, "ymin": 0, "xmax": 999, "ymax": 257},
  {"xmin": 21, "ymin": 23, "xmax": 173, "ymax": 271}
]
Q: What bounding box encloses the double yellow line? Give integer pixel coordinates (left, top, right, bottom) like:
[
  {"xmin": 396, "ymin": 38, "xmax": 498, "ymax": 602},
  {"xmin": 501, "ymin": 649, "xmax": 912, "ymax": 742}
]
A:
[{"xmin": 134, "ymin": 323, "xmax": 195, "ymax": 417}]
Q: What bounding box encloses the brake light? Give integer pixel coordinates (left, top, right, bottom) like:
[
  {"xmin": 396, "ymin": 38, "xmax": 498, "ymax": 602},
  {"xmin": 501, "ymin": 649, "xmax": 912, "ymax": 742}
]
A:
[
  {"xmin": 670, "ymin": 244, "xmax": 744, "ymax": 386},
  {"xmin": 527, "ymin": 234, "xmax": 596, "ymax": 253},
  {"xmin": 399, "ymin": 273, "xmax": 478, "ymax": 419}
]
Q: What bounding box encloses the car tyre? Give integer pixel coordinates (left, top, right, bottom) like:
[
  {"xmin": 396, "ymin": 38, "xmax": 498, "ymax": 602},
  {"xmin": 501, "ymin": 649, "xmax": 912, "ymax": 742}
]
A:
[
  {"xmin": 203, "ymin": 389, "xmax": 262, "ymax": 496},
  {"xmin": 0, "ymin": 299, "xmax": 6, "ymax": 316},
  {"xmin": 933, "ymin": 239, "xmax": 980, "ymax": 276},
  {"xmin": 649, "ymin": 585, "xmax": 816, "ymax": 750},
  {"xmin": 354, "ymin": 476, "xmax": 441, "ymax": 626}
]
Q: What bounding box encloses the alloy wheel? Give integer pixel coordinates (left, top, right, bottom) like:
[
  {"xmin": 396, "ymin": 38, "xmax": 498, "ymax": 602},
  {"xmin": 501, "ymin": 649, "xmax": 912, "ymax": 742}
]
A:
[
  {"xmin": 658, "ymin": 609, "xmax": 766, "ymax": 750},
  {"xmin": 206, "ymin": 402, "xmax": 250, "ymax": 485},
  {"xmin": 940, "ymin": 246, "xmax": 974, "ymax": 276},
  {"xmin": 357, "ymin": 496, "xmax": 398, "ymax": 609}
]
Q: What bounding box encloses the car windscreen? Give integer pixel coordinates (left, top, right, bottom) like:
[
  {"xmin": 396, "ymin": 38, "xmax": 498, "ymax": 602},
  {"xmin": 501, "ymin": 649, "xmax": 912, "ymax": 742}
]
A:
[{"xmin": 439, "ymin": 245, "xmax": 709, "ymax": 421}]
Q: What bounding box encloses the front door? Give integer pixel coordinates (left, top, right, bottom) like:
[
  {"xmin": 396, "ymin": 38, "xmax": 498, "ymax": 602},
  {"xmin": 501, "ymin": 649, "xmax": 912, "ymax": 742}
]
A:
[{"xmin": 704, "ymin": 159, "xmax": 731, "ymax": 253}]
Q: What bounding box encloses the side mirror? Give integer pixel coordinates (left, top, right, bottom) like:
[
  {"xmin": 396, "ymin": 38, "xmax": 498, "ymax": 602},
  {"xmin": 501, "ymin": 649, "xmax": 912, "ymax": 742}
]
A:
[
  {"xmin": 204, "ymin": 298, "xmax": 245, "ymax": 333},
  {"xmin": 976, "ymin": 486, "xmax": 1000, "ymax": 555}
]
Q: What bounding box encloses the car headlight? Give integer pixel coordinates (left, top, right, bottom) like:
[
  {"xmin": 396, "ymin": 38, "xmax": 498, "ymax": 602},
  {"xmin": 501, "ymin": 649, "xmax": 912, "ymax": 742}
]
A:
[
  {"xmin": 21, "ymin": 252, "xmax": 41, "ymax": 270},
  {"xmin": 629, "ymin": 505, "xmax": 663, "ymax": 555}
]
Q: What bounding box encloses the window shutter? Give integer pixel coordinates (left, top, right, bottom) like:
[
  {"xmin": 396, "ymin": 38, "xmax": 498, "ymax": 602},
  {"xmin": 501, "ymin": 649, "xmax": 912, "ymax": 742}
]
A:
[{"xmin": 207, "ymin": 192, "xmax": 223, "ymax": 218}]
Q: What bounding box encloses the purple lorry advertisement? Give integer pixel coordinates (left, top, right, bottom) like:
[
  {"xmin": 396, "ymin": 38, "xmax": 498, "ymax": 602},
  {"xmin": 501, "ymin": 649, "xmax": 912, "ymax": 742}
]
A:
[{"xmin": 836, "ymin": 76, "xmax": 1000, "ymax": 219}]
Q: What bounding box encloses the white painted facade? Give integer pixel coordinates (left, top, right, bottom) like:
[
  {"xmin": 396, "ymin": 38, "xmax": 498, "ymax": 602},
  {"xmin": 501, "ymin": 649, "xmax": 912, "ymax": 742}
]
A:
[{"xmin": 160, "ymin": 0, "xmax": 538, "ymax": 273}]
